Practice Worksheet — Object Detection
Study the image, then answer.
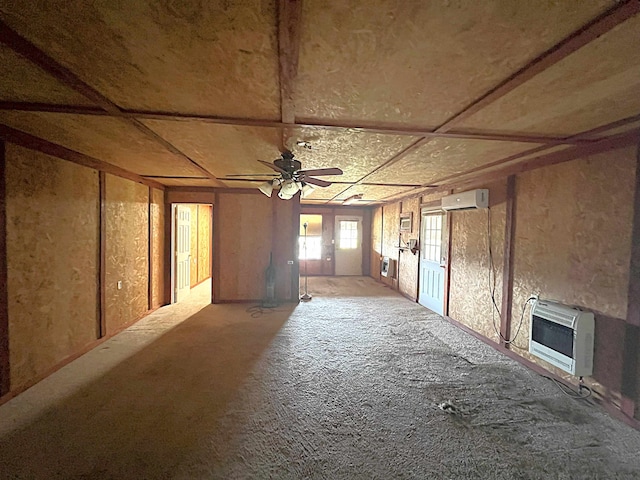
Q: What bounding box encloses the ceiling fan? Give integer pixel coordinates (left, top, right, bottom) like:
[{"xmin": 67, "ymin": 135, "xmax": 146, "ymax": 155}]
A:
[{"xmin": 223, "ymin": 151, "xmax": 343, "ymax": 199}]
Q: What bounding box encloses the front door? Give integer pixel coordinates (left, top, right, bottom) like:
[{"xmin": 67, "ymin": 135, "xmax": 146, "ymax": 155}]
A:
[
  {"xmin": 334, "ymin": 215, "xmax": 362, "ymax": 276},
  {"xmin": 175, "ymin": 205, "xmax": 191, "ymax": 302},
  {"xmin": 419, "ymin": 212, "xmax": 445, "ymax": 314}
]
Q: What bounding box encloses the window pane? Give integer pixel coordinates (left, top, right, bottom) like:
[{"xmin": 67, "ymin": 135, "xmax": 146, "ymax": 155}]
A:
[
  {"xmin": 299, "ymin": 236, "xmax": 322, "ymax": 260},
  {"xmin": 339, "ymin": 220, "xmax": 358, "ymax": 249}
]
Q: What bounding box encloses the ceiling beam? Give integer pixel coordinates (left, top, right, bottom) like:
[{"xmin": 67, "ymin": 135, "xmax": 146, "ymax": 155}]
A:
[
  {"xmin": 435, "ymin": 0, "xmax": 640, "ymax": 133},
  {"xmin": 278, "ymin": 0, "xmax": 303, "ymax": 125},
  {"xmin": 0, "ymin": 21, "xmax": 225, "ymax": 187},
  {"xmin": 382, "ymin": 128, "xmax": 640, "ymax": 203},
  {"xmin": 0, "ymin": 124, "xmax": 165, "ymax": 190},
  {"xmin": 0, "ymin": 103, "xmax": 596, "ymax": 145}
]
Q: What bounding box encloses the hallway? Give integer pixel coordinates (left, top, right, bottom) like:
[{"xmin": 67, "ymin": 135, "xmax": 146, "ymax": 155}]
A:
[{"xmin": 1, "ymin": 277, "xmax": 640, "ymax": 479}]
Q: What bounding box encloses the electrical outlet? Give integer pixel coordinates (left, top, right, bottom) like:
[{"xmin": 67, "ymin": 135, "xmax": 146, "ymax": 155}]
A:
[
  {"xmin": 287, "ymin": 260, "xmax": 294, "ymax": 265},
  {"xmin": 117, "ymin": 281, "xmax": 123, "ymax": 290}
]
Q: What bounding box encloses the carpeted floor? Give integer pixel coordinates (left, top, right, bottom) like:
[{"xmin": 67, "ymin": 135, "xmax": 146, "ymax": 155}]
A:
[{"xmin": 1, "ymin": 276, "xmax": 639, "ymax": 479}]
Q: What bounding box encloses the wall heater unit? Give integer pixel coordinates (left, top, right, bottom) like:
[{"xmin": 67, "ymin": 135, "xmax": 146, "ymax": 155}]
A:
[{"xmin": 529, "ymin": 300, "xmax": 595, "ymax": 377}]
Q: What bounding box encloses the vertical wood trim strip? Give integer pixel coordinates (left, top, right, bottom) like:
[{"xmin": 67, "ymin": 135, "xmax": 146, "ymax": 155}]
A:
[
  {"xmin": 443, "ymin": 210, "xmax": 454, "ymax": 317},
  {"xmin": 163, "ymin": 194, "xmax": 172, "ymax": 305},
  {"xmin": 98, "ymin": 171, "xmax": 106, "ymax": 339},
  {"xmin": 291, "ymin": 195, "xmax": 301, "ymax": 301},
  {"xmin": 0, "ymin": 141, "xmax": 9, "ymax": 395},
  {"xmin": 147, "ymin": 187, "xmax": 153, "ymax": 311},
  {"xmin": 621, "ymin": 143, "xmax": 640, "ymax": 419},
  {"xmin": 209, "ymin": 204, "xmax": 213, "ymax": 298},
  {"xmin": 212, "ymin": 194, "xmax": 220, "ymax": 303},
  {"xmin": 627, "ymin": 145, "xmax": 640, "ymax": 327},
  {"xmin": 500, "ymin": 176, "xmax": 517, "ymax": 347}
]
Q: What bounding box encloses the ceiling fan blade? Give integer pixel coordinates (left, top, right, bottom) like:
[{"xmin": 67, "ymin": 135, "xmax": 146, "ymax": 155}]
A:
[
  {"xmin": 303, "ymin": 177, "xmax": 332, "ymax": 188},
  {"xmin": 297, "ymin": 167, "xmax": 343, "ymax": 176},
  {"xmin": 223, "ymin": 173, "xmax": 278, "ymax": 177},
  {"xmin": 258, "ymin": 159, "xmax": 287, "ymax": 174},
  {"xmin": 221, "ymin": 178, "xmax": 266, "ymax": 182}
]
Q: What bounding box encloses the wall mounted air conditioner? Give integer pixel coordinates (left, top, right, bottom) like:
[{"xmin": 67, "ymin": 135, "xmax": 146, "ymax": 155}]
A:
[
  {"xmin": 441, "ymin": 189, "xmax": 489, "ymax": 211},
  {"xmin": 529, "ymin": 300, "xmax": 595, "ymax": 377}
]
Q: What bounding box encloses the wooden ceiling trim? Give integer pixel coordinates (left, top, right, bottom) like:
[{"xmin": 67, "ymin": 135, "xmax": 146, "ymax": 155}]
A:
[
  {"xmin": 435, "ymin": 0, "xmax": 640, "ymax": 133},
  {"xmin": 0, "ymin": 102, "xmax": 598, "ymax": 145},
  {"xmin": 382, "ymin": 128, "xmax": 640, "ymax": 203},
  {"xmin": 422, "ymin": 114, "xmax": 640, "ymax": 188},
  {"xmin": 278, "ymin": 0, "xmax": 303, "ymax": 125},
  {"xmin": 0, "ymin": 21, "xmax": 224, "ymax": 187},
  {"xmin": 0, "ymin": 124, "xmax": 165, "ymax": 190},
  {"xmin": 0, "ymin": 22, "xmax": 121, "ymax": 114}
]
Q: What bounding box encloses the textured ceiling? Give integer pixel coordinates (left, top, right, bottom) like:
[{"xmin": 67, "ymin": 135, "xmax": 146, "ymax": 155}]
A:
[{"xmin": 0, "ymin": 0, "xmax": 638, "ymax": 204}]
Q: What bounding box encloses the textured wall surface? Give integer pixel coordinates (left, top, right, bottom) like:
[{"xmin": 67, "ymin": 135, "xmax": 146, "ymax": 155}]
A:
[
  {"xmin": 369, "ymin": 205, "xmax": 388, "ymax": 282},
  {"xmin": 217, "ymin": 193, "xmax": 273, "ymax": 301},
  {"xmin": 381, "ymin": 203, "xmax": 401, "ymax": 288},
  {"xmin": 6, "ymin": 144, "xmax": 99, "ymax": 390},
  {"xmin": 150, "ymin": 188, "xmax": 164, "ymax": 309},
  {"xmin": 449, "ymin": 181, "xmax": 507, "ymax": 342},
  {"xmin": 197, "ymin": 205, "xmax": 212, "ymax": 283},
  {"xmin": 398, "ymin": 197, "xmax": 420, "ymax": 300},
  {"xmin": 105, "ymin": 175, "xmax": 149, "ymax": 334},
  {"xmin": 511, "ymin": 148, "xmax": 636, "ymax": 387},
  {"xmin": 188, "ymin": 204, "xmax": 199, "ymax": 287}
]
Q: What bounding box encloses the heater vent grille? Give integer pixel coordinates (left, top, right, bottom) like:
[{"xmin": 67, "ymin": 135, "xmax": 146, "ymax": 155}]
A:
[{"xmin": 529, "ymin": 300, "xmax": 594, "ymax": 377}]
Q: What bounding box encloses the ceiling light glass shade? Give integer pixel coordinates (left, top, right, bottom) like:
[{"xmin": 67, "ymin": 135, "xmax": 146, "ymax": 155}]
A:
[
  {"xmin": 278, "ymin": 179, "xmax": 299, "ymax": 199},
  {"xmin": 301, "ymin": 184, "xmax": 315, "ymax": 198},
  {"xmin": 258, "ymin": 180, "xmax": 274, "ymax": 197}
]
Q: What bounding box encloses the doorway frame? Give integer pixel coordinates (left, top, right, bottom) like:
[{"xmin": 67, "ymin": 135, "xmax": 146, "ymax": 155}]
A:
[
  {"xmin": 417, "ymin": 201, "xmax": 452, "ymax": 316},
  {"xmin": 164, "ymin": 189, "xmax": 215, "ymax": 305}
]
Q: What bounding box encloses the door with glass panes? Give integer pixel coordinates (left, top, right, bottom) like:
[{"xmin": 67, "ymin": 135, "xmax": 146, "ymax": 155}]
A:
[
  {"xmin": 419, "ymin": 212, "xmax": 445, "ymax": 314},
  {"xmin": 334, "ymin": 215, "xmax": 362, "ymax": 275}
]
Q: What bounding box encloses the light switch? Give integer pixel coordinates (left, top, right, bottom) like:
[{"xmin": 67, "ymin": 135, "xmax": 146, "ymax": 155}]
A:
[{"xmin": 117, "ymin": 281, "xmax": 123, "ymax": 290}]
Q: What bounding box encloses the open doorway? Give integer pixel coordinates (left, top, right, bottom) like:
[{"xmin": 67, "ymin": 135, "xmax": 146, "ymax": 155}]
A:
[{"xmin": 171, "ymin": 203, "xmax": 213, "ymax": 304}]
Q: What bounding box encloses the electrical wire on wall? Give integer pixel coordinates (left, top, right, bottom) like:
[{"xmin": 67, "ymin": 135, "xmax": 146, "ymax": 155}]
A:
[{"xmin": 486, "ymin": 207, "xmax": 535, "ymax": 349}]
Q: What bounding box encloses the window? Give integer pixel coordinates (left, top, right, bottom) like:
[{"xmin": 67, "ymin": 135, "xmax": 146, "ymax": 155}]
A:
[
  {"xmin": 299, "ymin": 214, "xmax": 323, "ymax": 260},
  {"xmin": 422, "ymin": 214, "xmax": 442, "ymax": 262},
  {"xmin": 299, "ymin": 236, "xmax": 322, "ymax": 260},
  {"xmin": 339, "ymin": 220, "xmax": 359, "ymax": 249}
]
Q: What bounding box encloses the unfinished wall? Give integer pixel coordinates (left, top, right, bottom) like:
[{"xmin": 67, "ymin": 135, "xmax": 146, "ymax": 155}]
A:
[
  {"xmin": 5, "ymin": 144, "xmax": 99, "ymax": 390},
  {"xmin": 197, "ymin": 204, "xmax": 212, "ymax": 283},
  {"xmin": 449, "ymin": 180, "xmax": 508, "ymax": 341},
  {"xmin": 370, "ymin": 207, "xmax": 383, "ymax": 281},
  {"xmin": 188, "ymin": 204, "xmax": 198, "ymax": 287},
  {"xmin": 104, "ymin": 174, "xmax": 149, "ymax": 334},
  {"xmin": 398, "ymin": 197, "xmax": 420, "ymax": 300},
  {"xmin": 380, "ymin": 202, "xmax": 400, "ymax": 288},
  {"xmin": 216, "ymin": 192, "xmax": 274, "ymax": 301},
  {"xmin": 150, "ymin": 188, "xmax": 164, "ymax": 309},
  {"xmin": 511, "ymin": 147, "xmax": 636, "ymax": 394}
]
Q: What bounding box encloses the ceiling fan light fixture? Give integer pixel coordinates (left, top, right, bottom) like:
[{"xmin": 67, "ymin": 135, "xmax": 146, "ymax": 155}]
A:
[
  {"xmin": 301, "ymin": 183, "xmax": 315, "ymax": 198},
  {"xmin": 258, "ymin": 180, "xmax": 274, "ymax": 197},
  {"xmin": 278, "ymin": 179, "xmax": 299, "ymax": 199}
]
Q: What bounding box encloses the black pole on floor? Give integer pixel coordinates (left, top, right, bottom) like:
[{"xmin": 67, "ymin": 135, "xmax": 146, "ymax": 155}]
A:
[{"xmin": 300, "ymin": 222, "xmax": 312, "ymax": 302}]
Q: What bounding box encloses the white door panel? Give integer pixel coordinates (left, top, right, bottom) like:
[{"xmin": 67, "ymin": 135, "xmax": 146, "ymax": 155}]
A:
[
  {"xmin": 419, "ymin": 213, "xmax": 444, "ymax": 315},
  {"xmin": 334, "ymin": 215, "xmax": 362, "ymax": 276},
  {"xmin": 175, "ymin": 205, "xmax": 191, "ymax": 302}
]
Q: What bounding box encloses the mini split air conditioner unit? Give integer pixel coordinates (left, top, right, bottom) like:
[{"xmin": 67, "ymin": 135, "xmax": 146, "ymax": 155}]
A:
[
  {"xmin": 529, "ymin": 300, "xmax": 595, "ymax": 377},
  {"xmin": 441, "ymin": 189, "xmax": 489, "ymax": 211}
]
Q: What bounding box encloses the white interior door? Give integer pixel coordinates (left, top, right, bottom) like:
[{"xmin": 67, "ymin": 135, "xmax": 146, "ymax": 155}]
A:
[
  {"xmin": 419, "ymin": 212, "xmax": 445, "ymax": 315},
  {"xmin": 334, "ymin": 215, "xmax": 363, "ymax": 276},
  {"xmin": 175, "ymin": 205, "xmax": 191, "ymax": 302}
]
